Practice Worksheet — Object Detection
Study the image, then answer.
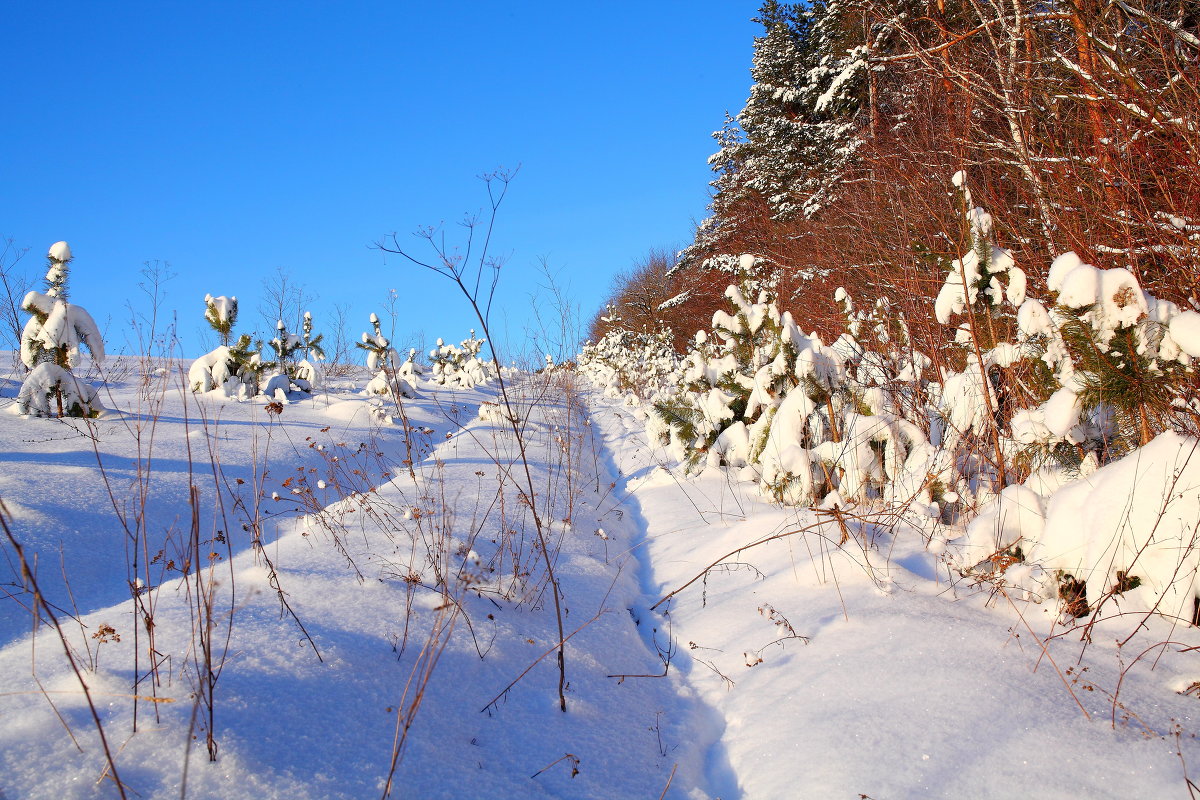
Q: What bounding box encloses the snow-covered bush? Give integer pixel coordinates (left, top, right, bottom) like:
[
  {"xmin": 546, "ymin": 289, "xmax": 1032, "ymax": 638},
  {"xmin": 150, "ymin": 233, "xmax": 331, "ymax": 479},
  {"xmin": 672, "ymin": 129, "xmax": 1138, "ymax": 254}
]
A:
[
  {"xmin": 649, "ymin": 266, "xmax": 808, "ymax": 471},
  {"xmin": 1011, "ymin": 252, "xmax": 1193, "ymax": 463},
  {"xmin": 253, "ymin": 311, "xmax": 329, "ymax": 397},
  {"xmin": 189, "ymin": 334, "xmax": 265, "ymax": 398},
  {"xmin": 633, "ymin": 276, "xmax": 944, "ymax": 511},
  {"xmin": 834, "ymin": 289, "xmax": 930, "ymax": 393},
  {"xmin": 257, "ymin": 317, "xmax": 309, "ymax": 399},
  {"xmin": 428, "ymin": 331, "xmax": 491, "ymax": 389},
  {"xmin": 755, "ymin": 288, "xmax": 944, "ymax": 509},
  {"xmin": 918, "ymin": 198, "xmax": 1200, "ymax": 620},
  {"xmin": 959, "ymin": 432, "xmax": 1200, "ymax": 624},
  {"xmin": 583, "ymin": 220, "xmax": 1200, "ymax": 634},
  {"xmin": 292, "ymin": 311, "xmax": 326, "ymax": 389},
  {"xmin": 357, "ymin": 313, "xmax": 419, "ymax": 399},
  {"xmin": 577, "ymin": 327, "xmax": 680, "ymax": 402},
  {"xmin": 933, "ymin": 174, "xmax": 1026, "ymax": 338},
  {"xmin": 628, "ymin": 217, "xmax": 1196, "ymax": 524},
  {"xmin": 927, "ymin": 176, "xmax": 1031, "ymax": 493},
  {"xmin": 190, "ymin": 295, "xmax": 264, "ymax": 397},
  {"xmin": 17, "ymin": 241, "xmax": 106, "ymax": 417},
  {"xmin": 268, "ymin": 318, "xmax": 302, "ymax": 372},
  {"xmin": 587, "ymin": 179, "xmax": 1200, "ymax": 624}
]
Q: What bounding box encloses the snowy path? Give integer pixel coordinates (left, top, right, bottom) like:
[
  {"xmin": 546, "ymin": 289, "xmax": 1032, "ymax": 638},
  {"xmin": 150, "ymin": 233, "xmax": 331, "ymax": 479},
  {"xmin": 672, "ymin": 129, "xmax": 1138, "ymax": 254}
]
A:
[{"xmin": 587, "ymin": 391, "xmax": 1200, "ymax": 799}]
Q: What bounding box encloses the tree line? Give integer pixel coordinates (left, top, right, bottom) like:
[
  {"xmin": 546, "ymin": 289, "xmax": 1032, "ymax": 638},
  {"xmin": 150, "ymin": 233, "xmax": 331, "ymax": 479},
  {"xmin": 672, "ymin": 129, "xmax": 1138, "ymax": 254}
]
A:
[{"xmin": 594, "ymin": 0, "xmax": 1199, "ymax": 359}]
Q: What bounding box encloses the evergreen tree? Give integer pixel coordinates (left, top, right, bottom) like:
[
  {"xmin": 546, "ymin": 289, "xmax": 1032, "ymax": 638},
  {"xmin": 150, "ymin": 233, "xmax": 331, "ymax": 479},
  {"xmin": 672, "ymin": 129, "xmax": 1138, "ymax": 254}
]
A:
[
  {"xmin": 682, "ymin": 3, "xmax": 809, "ymax": 270},
  {"xmin": 203, "ymin": 294, "xmax": 237, "ymax": 347},
  {"xmin": 787, "ymin": 0, "xmax": 873, "ymax": 217},
  {"xmin": 358, "ymin": 313, "xmax": 418, "ymax": 398},
  {"xmin": 227, "ymin": 333, "xmax": 266, "ymax": 389},
  {"xmin": 17, "ymin": 241, "xmax": 106, "ymax": 417},
  {"xmin": 704, "ymin": 0, "xmax": 880, "ymax": 224},
  {"xmin": 300, "ymin": 311, "xmax": 325, "ymax": 362},
  {"xmin": 289, "ymin": 310, "xmax": 326, "ymax": 389},
  {"xmin": 651, "ymin": 265, "xmax": 808, "ymax": 470},
  {"xmin": 189, "ymin": 293, "xmax": 263, "ymax": 397},
  {"xmin": 357, "ymin": 313, "xmax": 397, "ymax": 371},
  {"xmin": 737, "ymin": 1, "xmax": 812, "ymax": 221},
  {"xmin": 268, "ymin": 319, "xmax": 302, "ymax": 373}
]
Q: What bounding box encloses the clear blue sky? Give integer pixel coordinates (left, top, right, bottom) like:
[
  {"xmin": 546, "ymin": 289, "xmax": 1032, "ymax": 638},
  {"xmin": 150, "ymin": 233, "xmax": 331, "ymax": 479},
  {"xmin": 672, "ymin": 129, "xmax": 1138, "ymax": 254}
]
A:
[{"xmin": 2, "ymin": 2, "xmax": 759, "ymax": 363}]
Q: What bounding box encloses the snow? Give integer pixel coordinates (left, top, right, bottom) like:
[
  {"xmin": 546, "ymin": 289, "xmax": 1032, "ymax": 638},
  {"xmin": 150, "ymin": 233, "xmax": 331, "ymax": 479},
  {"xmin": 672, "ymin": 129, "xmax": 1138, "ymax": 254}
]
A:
[
  {"xmin": 1005, "ymin": 264, "xmax": 1027, "ymax": 306},
  {"xmin": 48, "ymin": 240, "xmax": 72, "ymax": 263},
  {"xmin": 0, "ymin": 361, "xmax": 727, "ymax": 798},
  {"xmin": 1043, "ymin": 386, "xmax": 1083, "ymax": 439},
  {"xmin": 1170, "ymin": 310, "xmax": 1200, "ymax": 358},
  {"xmin": 20, "ymin": 294, "xmax": 105, "ymax": 369},
  {"xmin": 16, "ymin": 361, "xmax": 104, "ymax": 417},
  {"xmin": 1031, "ymin": 433, "xmax": 1200, "ymax": 620},
  {"xmin": 21, "ymin": 289, "xmax": 55, "ymax": 316},
  {"xmin": 2, "ymin": 354, "xmax": 1200, "ymax": 799},
  {"xmin": 1052, "ymin": 259, "xmax": 1151, "ymax": 344},
  {"xmin": 1047, "ymin": 251, "xmax": 1085, "ymax": 293},
  {"xmin": 965, "ymin": 483, "xmax": 1046, "ymax": 553},
  {"xmin": 204, "ymin": 294, "xmax": 236, "ymax": 325},
  {"xmin": 590, "ymin": 394, "xmax": 1200, "ymax": 799}
]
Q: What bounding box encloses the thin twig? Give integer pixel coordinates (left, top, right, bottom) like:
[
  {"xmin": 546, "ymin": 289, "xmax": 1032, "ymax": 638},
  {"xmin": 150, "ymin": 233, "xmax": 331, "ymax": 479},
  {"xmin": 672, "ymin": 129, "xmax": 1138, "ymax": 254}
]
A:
[{"xmin": 0, "ymin": 498, "xmax": 129, "ymax": 799}]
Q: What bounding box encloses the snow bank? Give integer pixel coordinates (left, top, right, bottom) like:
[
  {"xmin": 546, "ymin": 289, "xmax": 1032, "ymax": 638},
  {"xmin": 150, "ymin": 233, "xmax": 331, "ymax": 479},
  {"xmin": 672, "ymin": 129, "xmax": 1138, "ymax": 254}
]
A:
[{"xmin": 1032, "ymin": 433, "xmax": 1200, "ymax": 619}]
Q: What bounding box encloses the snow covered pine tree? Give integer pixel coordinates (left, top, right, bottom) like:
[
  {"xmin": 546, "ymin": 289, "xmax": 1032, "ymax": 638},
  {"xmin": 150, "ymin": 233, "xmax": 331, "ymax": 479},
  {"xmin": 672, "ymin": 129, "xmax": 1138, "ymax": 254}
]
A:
[
  {"xmin": 17, "ymin": 241, "xmax": 106, "ymax": 417},
  {"xmin": 189, "ymin": 294, "xmax": 265, "ymax": 397}
]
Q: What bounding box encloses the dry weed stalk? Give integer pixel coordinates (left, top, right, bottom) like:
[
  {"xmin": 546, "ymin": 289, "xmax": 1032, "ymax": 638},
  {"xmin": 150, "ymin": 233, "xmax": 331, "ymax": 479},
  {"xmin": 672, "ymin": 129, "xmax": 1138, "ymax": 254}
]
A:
[
  {"xmin": 379, "ymin": 598, "xmax": 460, "ymax": 799},
  {"xmin": 377, "ymin": 168, "xmax": 571, "ymax": 711},
  {"xmin": 0, "ymin": 498, "xmax": 129, "ymax": 798}
]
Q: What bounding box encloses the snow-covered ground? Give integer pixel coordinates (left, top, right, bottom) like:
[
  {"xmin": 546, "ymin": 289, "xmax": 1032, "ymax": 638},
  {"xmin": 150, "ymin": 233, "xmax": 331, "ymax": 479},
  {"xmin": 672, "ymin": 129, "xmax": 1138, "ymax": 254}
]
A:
[{"xmin": 2, "ymin": 358, "xmax": 1199, "ymax": 798}]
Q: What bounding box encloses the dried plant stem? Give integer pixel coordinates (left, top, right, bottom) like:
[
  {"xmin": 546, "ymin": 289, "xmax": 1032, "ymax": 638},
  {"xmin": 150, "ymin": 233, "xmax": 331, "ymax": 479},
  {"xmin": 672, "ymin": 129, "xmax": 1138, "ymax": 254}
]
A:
[
  {"xmin": 0, "ymin": 498, "xmax": 129, "ymax": 799},
  {"xmin": 651, "ymin": 520, "xmax": 830, "ymax": 611},
  {"xmin": 378, "ymin": 168, "xmax": 570, "ymax": 711},
  {"xmin": 998, "ymin": 586, "xmax": 1090, "ymax": 720},
  {"xmin": 658, "ymin": 763, "xmax": 679, "ymax": 800},
  {"xmin": 380, "ymin": 600, "xmax": 459, "ymax": 799}
]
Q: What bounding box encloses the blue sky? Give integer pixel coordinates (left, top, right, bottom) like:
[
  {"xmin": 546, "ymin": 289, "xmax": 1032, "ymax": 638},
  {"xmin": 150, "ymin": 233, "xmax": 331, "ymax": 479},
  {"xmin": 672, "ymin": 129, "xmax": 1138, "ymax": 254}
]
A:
[{"xmin": 2, "ymin": 2, "xmax": 759, "ymax": 362}]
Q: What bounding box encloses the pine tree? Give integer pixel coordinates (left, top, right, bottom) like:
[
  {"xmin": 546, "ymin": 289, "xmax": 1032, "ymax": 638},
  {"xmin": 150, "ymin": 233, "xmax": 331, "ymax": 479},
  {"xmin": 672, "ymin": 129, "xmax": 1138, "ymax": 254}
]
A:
[
  {"xmin": 717, "ymin": 0, "xmax": 882, "ymax": 222},
  {"xmin": 682, "ymin": 3, "xmax": 811, "ymax": 270},
  {"xmin": 427, "ymin": 330, "xmax": 491, "ymax": 389},
  {"xmin": 300, "ymin": 311, "xmax": 325, "ymax": 362},
  {"xmin": 650, "ymin": 269, "xmax": 808, "ymax": 470},
  {"xmin": 934, "ymin": 174, "xmax": 1027, "ymax": 342},
  {"xmin": 268, "ymin": 319, "xmax": 302, "ymax": 373},
  {"xmin": 692, "ymin": 114, "xmax": 754, "ymax": 259},
  {"xmin": 291, "ymin": 310, "xmax": 326, "ymax": 389},
  {"xmin": 203, "ymin": 294, "xmax": 238, "ymax": 347},
  {"xmin": 358, "ymin": 313, "xmax": 418, "ymax": 398},
  {"xmin": 738, "ymin": 1, "xmax": 812, "ymax": 221},
  {"xmin": 357, "ymin": 313, "xmax": 396, "ymax": 372},
  {"xmin": 1014, "ymin": 252, "xmax": 1190, "ymax": 461},
  {"xmin": 189, "ymin": 293, "xmax": 262, "ymax": 397},
  {"xmin": 227, "ymin": 334, "xmax": 265, "ymax": 389},
  {"xmin": 17, "ymin": 241, "xmax": 106, "ymax": 417}
]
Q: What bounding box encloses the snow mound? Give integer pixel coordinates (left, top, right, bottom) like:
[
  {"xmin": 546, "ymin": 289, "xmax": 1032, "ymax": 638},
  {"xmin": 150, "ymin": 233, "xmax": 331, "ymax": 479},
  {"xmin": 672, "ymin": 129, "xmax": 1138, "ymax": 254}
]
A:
[{"xmin": 323, "ymin": 399, "xmax": 376, "ymax": 424}]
